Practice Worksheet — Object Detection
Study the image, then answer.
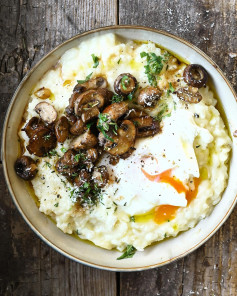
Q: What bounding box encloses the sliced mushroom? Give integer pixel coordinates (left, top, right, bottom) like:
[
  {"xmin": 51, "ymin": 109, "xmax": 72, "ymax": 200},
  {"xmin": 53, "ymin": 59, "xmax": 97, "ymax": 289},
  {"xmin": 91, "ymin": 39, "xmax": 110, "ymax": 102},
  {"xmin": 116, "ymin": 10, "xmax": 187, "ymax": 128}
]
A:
[
  {"xmin": 120, "ymin": 147, "xmax": 136, "ymax": 159},
  {"xmin": 133, "ymin": 116, "xmax": 160, "ymax": 138},
  {"xmin": 55, "ymin": 116, "xmax": 70, "ymax": 143},
  {"xmin": 75, "ymin": 76, "xmax": 108, "ymax": 90},
  {"xmin": 73, "ymin": 84, "xmax": 87, "ymax": 94},
  {"xmin": 92, "ymin": 166, "xmax": 109, "ymax": 188},
  {"xmin": 55, "ymin": 160, "xmax": 79, "ymax": 177},
  {"xmin": 34, "ymin": 102, "xmax": 57, "ymax": 125},
  {"xmin": 55, "ymin": 149, "xmax": 81, "ymax": 177},
  {"xmin": 71, "ymin": 130, "xmax": 98, "ymax": 150},
  {"xmin": 70, "ymin": 119, "xmax": 85, "ymax": 135},
  {"xmin": 177, "ymin": 87, "xmax": 202, "ymax": 104},
  {"xmin": 96, "ymin": 88, "xmax": 114, "ymax": 105},
  {"xmin": 14, "ymin": 156, "xmax": 38, "ymax": 180},
  {"xmin": 81, "ymin": 106, "xmax": 100, "ymax": 123},
  {"xmin": 66, "ymin": 112, "xmax": 77, "ymax": 126},
  {"xmin": 86, "ymin": 148, "xmax": 98, "ymax": 163},
  {"xmin": 74, "ymin": 90, "xmax": 105, "ymax": 116},
  {"xmin": 74, "ymin": 169, "xmax": 91, "ymax": 187},
  {"xmin": 102, "ymin": 101, "xmax": 129, "ymax": 122},
  {"xmin": 183, "ymin": 64, "xmax": 208, "ymax": 88},
  {"xmin": 69, "ymin": 91, "xmax": 84, "ymax": 109},
  {"xmin": 34, "ymin": 87, "xmax": 52, "ymax": 100},
  {"xmin": 114, "ymin": 73, "xmax": 137, "ymax": 95},
  {"xmin": 26, "ymin": 127, "xmax": 57, "ymax": 157},
  {"xmin": 137, "ymin": 86, "xmax": 162, "ymax": 107},
  {"xmin": 105, "ymin": 120, "xmax": 136, "ymax": 156},
  {"xmin": 22, "ymin": 117, "xmax": 45, "ymax": 138}
]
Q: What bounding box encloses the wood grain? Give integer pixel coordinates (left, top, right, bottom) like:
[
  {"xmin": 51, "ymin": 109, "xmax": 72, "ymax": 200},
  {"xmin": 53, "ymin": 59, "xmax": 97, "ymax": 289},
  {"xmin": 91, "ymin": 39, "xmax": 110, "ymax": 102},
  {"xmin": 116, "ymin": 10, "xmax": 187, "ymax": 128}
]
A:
[
  {"xmin": 0, "ymin": 0, "xmax": 237, "ymax": 295},
  {"xmin": 0, "ymin": 1, "xmax": 117, "ymax": 295},
  {"xmin": 119, "ymin": 0, "xmax": 237, "ymax": 295}
]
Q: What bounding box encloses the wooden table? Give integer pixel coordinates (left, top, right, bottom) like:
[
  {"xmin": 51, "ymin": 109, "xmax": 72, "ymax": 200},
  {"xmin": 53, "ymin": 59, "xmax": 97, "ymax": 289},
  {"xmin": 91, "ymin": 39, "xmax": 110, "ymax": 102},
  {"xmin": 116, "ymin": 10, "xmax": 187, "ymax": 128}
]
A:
[{"xmin": 0, "ymin": 1, "xmax": 236, "ymax": 295}]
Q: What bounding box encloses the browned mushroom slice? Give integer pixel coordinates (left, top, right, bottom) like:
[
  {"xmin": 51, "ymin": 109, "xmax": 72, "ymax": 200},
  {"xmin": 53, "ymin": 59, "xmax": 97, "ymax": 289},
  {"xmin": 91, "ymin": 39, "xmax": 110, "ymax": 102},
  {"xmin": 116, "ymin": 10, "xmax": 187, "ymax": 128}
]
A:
[
  {"xmin": 55, "ymin": 160, "xmax": 78, "ymax": 177},
  {"xmin": 59, "ymin": 149, "xmax": 81, "ymax": 167},
  {"xmin": 66, "ymin": 112, "xmax": 77, "ymax": 126},
  {"xmin": 92, "ymin": 166, "xmax": 109, "ymax": 188},
  {"xmin": 120, "ymin": 147, "xmax": 136, "ymax": 159},
  {"xmin": 70, "ymin": 119, "xmax": 85, "ymax": 135},
  {"xmin": 183, "ymin": 64, "xmax": 208, "ymax": 88},
  {"xmin": 105, "ymin": 120, "xmax": 136, "ymax": 156},
  {"xmin": 71, "ymin": 131, "xmax": 98, "ymax": 150},
  {"xmin": 137, "ymin": 86, "xmax": 162, "ymax": 107},
  {"xmin": 35, "ymin": 102, "xmax": 57, "ymax": 125},
  {"xmin": 133, "ymin": 116, "xmax": 160, "ymax": 138},
  {"xmin": 86, "ymin": 148, "xmax": 98, "ymax": 163},
  {"xmin": 69, "ymin": 91, "xmax": 83, "ymax": 109},
  {"xmin": 26, "ymin": 127, "xmax": 57, "ymax": 157},
  {"xmin": 73, "ymin": 84, "xmax": 87, "ymax": 94},
  {"xmin": 96, "ymin": 88, "xmax": 114, "ymax": 105},
  {"xmin": 114, "ymin": 73, "xmax": 137, "ymax": 95},
  {"xmin": 74, "ymin": 169, "xmax": 91, "ymax": 187},
  {"xmin": 74, "ymin": 90, "xmax": 105, "ymax": 116},
  {"xmin": 55, "ymin": 116, "xmax": 70, "ymax": 143},
  {"xmin": 34, "ymin": 87, "xmax": 52, "ymax": 99},
  {"xmin": 177, "ymin": 87, "xmax": 202, "ymax": 104},
  {"xmin": 81, "ymin": 107, "xmax": 100, "ymax": 123},
  {"xmin": 102, "ymin": 101, "xmax": 129, "ymax": 122},
  {"xmin": 125, "ymin": 108, "xmax": 147, "ymax": 119},
  {"xmin": 75, "ymin": 76, "xmax": 108, "ymax": 90},
  {"xmin": 14, "ymin": 156, "xmax": 38, "ymax": 180},
  {"xmin": 22, "ymin": 117, "xmax": 45, "ymax": 138}
]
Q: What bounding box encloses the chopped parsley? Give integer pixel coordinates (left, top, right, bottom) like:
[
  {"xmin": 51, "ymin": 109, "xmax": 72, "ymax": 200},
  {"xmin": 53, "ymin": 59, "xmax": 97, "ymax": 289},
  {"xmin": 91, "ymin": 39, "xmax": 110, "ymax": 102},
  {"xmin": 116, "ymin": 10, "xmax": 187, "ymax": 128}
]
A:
[
  {"xmin": 97, "ymin": 113, "xmax": 118, "ymax": 142},
  {"xmin": 111, "ymin": 94, "xmax": 124, "ymax": 103},
  {"xmin": 44, "ymin": 161, "xmax": 52, "ymax": 168},
  {"xmin": 130, "ymin": 216, "xmax": 135, "ymax": 222},
  {"xmin": 48, "ymin": 149, "xmax": 59, "ymax": 157},
  {"xmin": 69, "ymin": 182, "xmax": 102, "ymax": 206},
  {"xmin": 86, "ymin": 121, "xmax": 95, "ymax": 129},
  {"xmin": 167, "ymin": 82, "xmax": 175, "ymax": 97},
  {"xmin": 54, "ymin": 203, "xmax": 59, "ymax": 207},
  {"xmin": 117, "ymin": 58, "xmax": 121, "ymax": 64},
  {"xmin": 60, "ymin": 147, "xmax": 67, "ymax": 153},
  {"xmin": 127, "ymin": 82, "xmax": 139, "ymax": 101},
  {"xmin": 74, "ymin": 152, "xmax": 86, "ymax": 162},
  {"xmin": 121, "ymin": 75, "xmax": 130, "ymax": 90},
  {"xmin": 140, "ymin": 52, "xmax": 164, "ymax": 86},
  {"xmin": 91, "ymin": 54, "xmax": 99, "ymax": 68},
  {"xmin": 117, "ymin": 245, "xmax": 137, "ymax": 260},
  {"xmin": 77, "ymin": 72, "xmax": 93, "ymax": 84},
  {"xmin": 154, "ymin": 103, "xmax": 169, "ymax": 122}
]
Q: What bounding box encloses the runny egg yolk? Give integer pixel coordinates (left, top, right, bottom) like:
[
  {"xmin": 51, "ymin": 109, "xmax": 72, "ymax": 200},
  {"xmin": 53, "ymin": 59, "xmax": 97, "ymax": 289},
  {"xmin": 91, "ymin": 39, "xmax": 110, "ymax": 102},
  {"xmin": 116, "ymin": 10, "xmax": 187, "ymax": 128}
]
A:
[{"xmin": 141, "ymin": 168, "xmax": 201, "ymax": 224}]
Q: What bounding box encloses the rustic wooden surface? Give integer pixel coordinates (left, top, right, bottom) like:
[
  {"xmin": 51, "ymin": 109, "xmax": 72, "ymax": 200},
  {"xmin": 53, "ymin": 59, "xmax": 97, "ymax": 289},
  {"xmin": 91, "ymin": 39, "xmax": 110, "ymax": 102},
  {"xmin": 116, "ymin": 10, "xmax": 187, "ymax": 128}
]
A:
[{"xmin": 0, "ymin": 0, "xmax": 236, "ymax": 295}]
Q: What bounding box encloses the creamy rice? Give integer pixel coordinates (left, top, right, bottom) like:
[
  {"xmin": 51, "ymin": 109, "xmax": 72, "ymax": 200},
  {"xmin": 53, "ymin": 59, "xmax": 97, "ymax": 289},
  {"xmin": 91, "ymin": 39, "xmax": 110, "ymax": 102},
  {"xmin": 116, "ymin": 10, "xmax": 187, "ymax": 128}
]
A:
[{"xmin": 19, "ymin": 33, "xmax": 231, "ymax": 251}]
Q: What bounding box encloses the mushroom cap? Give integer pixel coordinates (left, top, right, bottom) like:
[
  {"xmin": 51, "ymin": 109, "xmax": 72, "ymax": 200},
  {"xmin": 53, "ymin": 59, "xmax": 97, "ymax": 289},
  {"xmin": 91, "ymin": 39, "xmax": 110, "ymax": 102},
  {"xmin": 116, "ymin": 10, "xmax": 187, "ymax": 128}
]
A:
[
  {"xmin": 102, "ymin": 101, "xmax": 129, "ymax": 122},
  {"xmin": 74, "ymin": 90, "xmax": 105, "ymax": 116},
  {"xmin": 14, "ymin": 156, "xmax": 38, "ymax": 180},
  {"xmin": 92, "ymin": 165, "xmax": 109, "ymax": 188},
  {"xmin": 105, "ymin": 120, "xmax": 136, "ymax": 156},
  {"xmin": 183, "ymin": 64, "xmax": 208, "ymax": 88},
  {"xmin": 23, "ymin": 116, "xmax": 45, "ymax": 138},
  {"xmin": 70, "ymin": 131, "xmax": 98, "ymax": 150},
  {"xmin": 177, "ymin": 87, "xmax": 202, "ymax": 104},
  {"xmin": 81, "ymin": 106, "xmax": 100, "ymax": 123},
  {"xmin": 137, "ymin": 86, "xmax": 162, "ymax": 107},
  {"xmin": 133, "ymin": 116, "xmax": 160, "ymax": 138},
  {"xmin": 114, "ymin": 73, "xmax": 137, "ymax": 95},
  {"xmin": 70, "ymin": 119, "xmax": 85, "ymax": 135},
  {"xmin": 34, "ymin": 102, "xmax": 57, "ymax": 125},
  {"xmin": 26, "ymin": 126, "xmax": 57, "ymax": 157},
  {"xmin": 55, "ymin": 116, "xmax": 70, "ymax": 143},
  {"xmin": 75, "ymin": 76, "xmax": 108, "ymax": 91}
]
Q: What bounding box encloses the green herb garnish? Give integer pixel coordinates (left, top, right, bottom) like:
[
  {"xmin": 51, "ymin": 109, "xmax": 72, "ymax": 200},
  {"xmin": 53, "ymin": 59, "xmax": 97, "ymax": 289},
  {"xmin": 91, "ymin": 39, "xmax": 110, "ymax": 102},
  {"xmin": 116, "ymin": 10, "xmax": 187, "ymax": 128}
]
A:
[
  {"xmin": 167, "ymin": 82, "xmax": 175, "ymax": 97},
  {"xmin": 74, "ymin": 152, "xmax": 86, "ymax": 162},
  {"xmin": 48, "ymin": 149, "xmax": 59, "ymax": 157},
  {"xmin": 121, "ymin": 75, "xmax": 130, "ymax": 90},
  {"xmin": 111, "ymin": 94, "xmax": 124, "ymax": 103},
  {"xmin": 130, "ymin": 216, "xmax": 135, "ymax": 222},
  {"xmin": 54, "ymin": 203, "xmax": 59, "ymax": 207},
  {"xmin": 86, "ymin": 121, "xmax": 95, "ymax": 129},
  {"xmin": 117, "ymin": 58, "xmax": 121, "ymax": 64},
  {"xmin": 127, "ymin": 82, "xmax": 139, "ymax": 101},
  {"xmin": 91, "ymin": 54, "xmax": 99, "ymax": 68},
  {"xmin": 140, "ymin": 52, "xmax": 163, "ymax": 86},
  {"xmin": 77, "ymin": 72, "xmax": 93, "ymax": 84},
  {"xmin": 117, "ymin": 245, "xmax": 137, "ymax": 260},
  {"xmin": 154, "ymin": 103, "xmax": 169, "ymax": 122},
  {"xmin": 97, "ymin": 113, "xmax": 118, "ymax": 142},
  {"xmin": 44, "ymin": 161, "xmax": 52, "ymax": 168},
  {"xmin": 60, "ymin": 147, "xmax": 67, "ymax": 153},
  {"xmin": 43, "ymin": 134, "xmax": 51, "ymax": 140}
]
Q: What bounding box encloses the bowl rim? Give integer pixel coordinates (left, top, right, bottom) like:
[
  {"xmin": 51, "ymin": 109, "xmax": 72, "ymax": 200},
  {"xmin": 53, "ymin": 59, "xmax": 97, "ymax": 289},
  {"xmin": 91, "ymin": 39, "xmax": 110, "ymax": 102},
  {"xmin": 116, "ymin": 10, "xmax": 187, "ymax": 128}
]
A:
[{"xmin": 2, "ymin": 24, "xmax": 237, "ymax": 272}]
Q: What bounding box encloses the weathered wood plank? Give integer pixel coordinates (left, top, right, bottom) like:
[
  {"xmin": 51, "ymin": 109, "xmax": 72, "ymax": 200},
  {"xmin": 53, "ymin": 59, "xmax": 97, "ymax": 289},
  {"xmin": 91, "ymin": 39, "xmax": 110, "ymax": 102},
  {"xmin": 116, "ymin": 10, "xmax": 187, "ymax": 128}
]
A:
[
  {"xmin": 0, "ymin": 1, "xmax": 117, "ymax": 295},
  {"xmin": 119, "ymin": 0, "xmax": 237, "ymax": 295}
]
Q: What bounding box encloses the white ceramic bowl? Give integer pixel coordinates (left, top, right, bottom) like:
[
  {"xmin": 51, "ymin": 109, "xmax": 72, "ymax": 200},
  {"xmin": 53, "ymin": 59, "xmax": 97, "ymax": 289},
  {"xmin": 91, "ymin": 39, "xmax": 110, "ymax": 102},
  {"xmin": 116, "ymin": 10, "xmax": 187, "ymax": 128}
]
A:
[{"xmin": 2, "ymin": 25, "xmax": 237, "ymax": 271}]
